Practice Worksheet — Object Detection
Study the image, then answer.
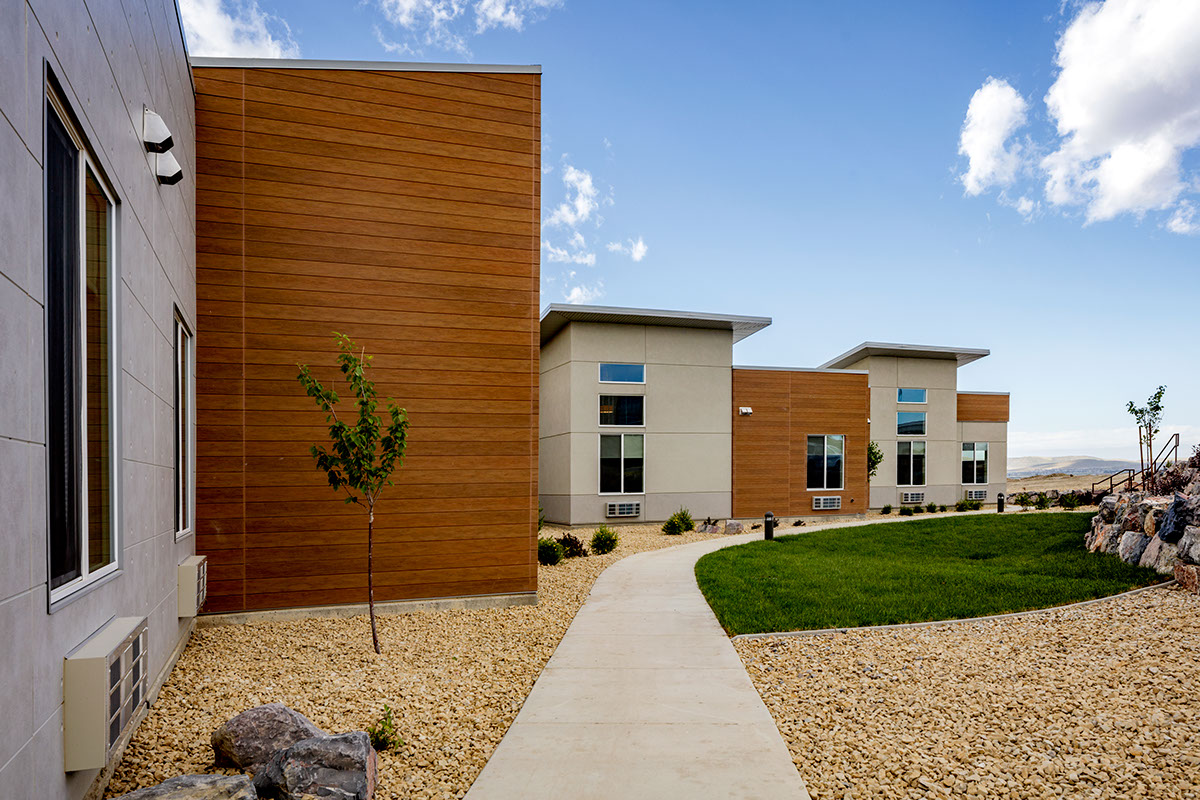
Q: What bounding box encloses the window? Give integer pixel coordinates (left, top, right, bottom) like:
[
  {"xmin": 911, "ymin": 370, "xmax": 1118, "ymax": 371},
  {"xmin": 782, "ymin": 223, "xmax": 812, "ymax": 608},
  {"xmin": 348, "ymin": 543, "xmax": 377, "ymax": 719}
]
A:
[
  {"xmin": 600, "ymin": 434, "xmax": 644, "ymax": 494},
  {"xmin": 46, "ymin": 89, "xmax": 118, "ymax": 598},
  {"xmin": 897, "ymin": 411, "xmax": 926, "ymax": 436},
  {"xmin": 599, "ymin": 363, "xmax": 645, "ymax": 383},
  {"xmin": 174, "ymin": 314, "xmax": 194, "ymax": 537},
  {"xmin": 806, "ymin": 434, "xmax": 844, "ymax": 490},
  {"xmin": 897, "ymin": 441, "xmax": 926, "ymax": 486},
  {"xmin": 599, "ymin": 395, "xmax": 644, "ymax": 426},
  {"xmin": 962, "ymin": 442, "xmax": 989, "ymax": 485},
  {"xmin": 897, "ymin": 388, "xmax": 926, "ymax": 403}
]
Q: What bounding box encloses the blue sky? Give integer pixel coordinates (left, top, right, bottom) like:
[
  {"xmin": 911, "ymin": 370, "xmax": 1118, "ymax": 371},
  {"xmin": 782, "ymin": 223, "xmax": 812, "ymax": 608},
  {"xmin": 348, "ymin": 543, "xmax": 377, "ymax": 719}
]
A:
[{"xmin": 182, "ymin": 0, "xmax": 1199, "ymax": 462}]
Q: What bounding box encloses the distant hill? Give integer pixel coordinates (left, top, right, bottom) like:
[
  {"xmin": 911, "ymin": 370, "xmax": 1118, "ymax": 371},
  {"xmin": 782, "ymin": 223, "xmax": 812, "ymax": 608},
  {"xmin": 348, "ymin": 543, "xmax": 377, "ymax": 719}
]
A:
[{"xmin": 1007, "ymin": 455, "xmax": 1140, "ymax": 478}]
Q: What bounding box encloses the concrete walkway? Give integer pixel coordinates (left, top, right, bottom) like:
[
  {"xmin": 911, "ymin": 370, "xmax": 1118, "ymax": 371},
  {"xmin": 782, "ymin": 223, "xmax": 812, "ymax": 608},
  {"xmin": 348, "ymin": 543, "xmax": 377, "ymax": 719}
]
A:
[{"xmin": 464, "ymin": 532, "xmax": 811, "ymax": 799}]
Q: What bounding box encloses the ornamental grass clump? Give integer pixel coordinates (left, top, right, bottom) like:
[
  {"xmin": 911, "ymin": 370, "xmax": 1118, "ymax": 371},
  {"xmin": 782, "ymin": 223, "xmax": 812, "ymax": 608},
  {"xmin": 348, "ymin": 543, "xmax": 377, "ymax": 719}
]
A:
[
  {"xmin": 590, "ymin": 524, "xmax": 619, "ymax": 555},
  {"xmin": 662, "ymin": 507, "xmax": 695, "ymax": 535},
  {"xmin": 538, "ymin": 537, "xmax": 565, "ymax": 566}
]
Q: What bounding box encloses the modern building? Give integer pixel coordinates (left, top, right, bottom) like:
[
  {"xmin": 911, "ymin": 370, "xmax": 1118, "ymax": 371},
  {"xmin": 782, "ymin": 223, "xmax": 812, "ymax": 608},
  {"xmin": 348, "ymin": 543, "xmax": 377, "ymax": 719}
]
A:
[{"xmin": 539, "ymin": 305, "xmax": 1008, "ymax": 525}]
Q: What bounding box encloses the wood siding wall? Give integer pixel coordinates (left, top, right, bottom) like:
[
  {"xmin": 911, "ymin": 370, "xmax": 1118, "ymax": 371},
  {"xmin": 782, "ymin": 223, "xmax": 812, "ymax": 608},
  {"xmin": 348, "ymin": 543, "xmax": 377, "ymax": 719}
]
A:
[
  {"xmin": 731, "ymin": 370, "xmax": 870, "ymax": 518},
  {"xmin": 957, "ymin": 393, "xmax": 1010, "ymax": 422},
  {"xmin": 193, "ymin": 67, "xmax": 540, "ymax": 613}
]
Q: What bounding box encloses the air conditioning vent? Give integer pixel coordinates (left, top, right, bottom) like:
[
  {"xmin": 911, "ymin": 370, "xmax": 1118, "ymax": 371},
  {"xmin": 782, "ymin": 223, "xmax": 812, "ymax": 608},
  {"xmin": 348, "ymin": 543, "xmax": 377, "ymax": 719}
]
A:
[
  {"xmin": 901, "ymin": 492, "xmax": 925, "ymax": 504},
  {"xmin": 606, "ymin": 502, "xmax": 640, "ymax": 518},
  {"xmin": 965, "ymin": 489, "xmax": 987, "ymax": 501},
  {"xmin": 812, "ymin": 496, "xmax": 842, "ymax": 510},
  {"xmin": 64, "ymin": 617, "xmax": 148, "ymax": 771},
  {"xmin": 178, "ymin": 554, "xmax": 208, "ymax": 618}
]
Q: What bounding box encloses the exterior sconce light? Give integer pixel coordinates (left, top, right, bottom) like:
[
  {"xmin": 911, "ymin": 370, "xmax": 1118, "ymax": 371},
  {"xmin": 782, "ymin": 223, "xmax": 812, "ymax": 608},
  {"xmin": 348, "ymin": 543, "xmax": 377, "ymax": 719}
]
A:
[
  {"xmin": 142, "ymin": 108, "xmax": 174, "ymax": 153},
  {"xmin": 156, "ymin": 151, "xmax": 183, "ymax": 185},
  {"xmin": 738, "ymin": 407, "xmax": 753, "ymax": 416}
]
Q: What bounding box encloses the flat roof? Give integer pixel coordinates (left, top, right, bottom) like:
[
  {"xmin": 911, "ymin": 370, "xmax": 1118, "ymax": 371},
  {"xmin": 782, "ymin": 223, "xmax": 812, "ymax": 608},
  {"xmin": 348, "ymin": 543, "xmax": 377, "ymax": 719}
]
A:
[
  {"xmin": 733, "ymin": 365, "xmax": 868, "ymax": 375},
  {"xmin": 540, "ymin": 304, "xmax": 771, "ymax": 346},
  {"xmin": 819, "ymin": 341, "xmax": 990, "ymax": 370},
  {"xmin": 189, "ymin": 57, "xmax": 541, "ymax": 74}
]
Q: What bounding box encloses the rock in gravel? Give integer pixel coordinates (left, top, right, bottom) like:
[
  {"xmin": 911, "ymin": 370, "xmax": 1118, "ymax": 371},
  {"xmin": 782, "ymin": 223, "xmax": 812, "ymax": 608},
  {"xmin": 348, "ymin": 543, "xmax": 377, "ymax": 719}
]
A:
[
  {"xmin": 724, "ymin": 520, "xmax": 744, "ymax": 534},
  {"xmin": 113, "ymin": 775, "xmax": 256, "ymax": 800},
  {"xmin": 1175, "ymin": 563, "xmax": 1200, "ymax": 593},
  {"xmin": 212, "ymin": 704, "xmax": 325, "ymax": 774},
  {"xmin": 695, "ymin": 522, "xmax": 721, "ymax": 534},
  {"xmin": 253, "ymin": 732, "xmax": 376, "ymax": 800},
  {"xmin": 1118, "ymin": 530, "xmax": 1151, "ymax": 565}
]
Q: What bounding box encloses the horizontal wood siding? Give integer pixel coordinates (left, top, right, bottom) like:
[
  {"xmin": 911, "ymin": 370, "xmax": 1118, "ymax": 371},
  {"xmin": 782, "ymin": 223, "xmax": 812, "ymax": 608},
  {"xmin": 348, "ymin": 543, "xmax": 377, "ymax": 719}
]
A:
[
  {"xmin": 957, "ymin": 393, "xmax": 1010, "ymax": 422},
  {"xmin": 732, "ymin": 370, "xmax": 870, "ymax": 518},
  {"xmin": 194, "ymin": 67, "xmax": 540, "ymax": 613}
]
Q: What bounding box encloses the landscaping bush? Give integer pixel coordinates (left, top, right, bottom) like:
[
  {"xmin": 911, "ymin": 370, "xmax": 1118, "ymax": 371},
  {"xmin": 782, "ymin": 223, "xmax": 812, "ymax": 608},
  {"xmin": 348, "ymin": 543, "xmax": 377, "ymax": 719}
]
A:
[
  {"xmin": 1059, "ymin": 493, "xmax": 1082, "ymax": 510},
  {"xmin": 590, "ymin": 524, "xmax": 619, "ymax": 555},
  {"xmin": 662, "ymin": 507, "xmax": 695, "ymax": 535},
  {"xmin": 368, "ymin": 705, "xmax": 402, "ymax": 752},
  {"xmin": 967, "ymin": 499, "xmax": 983, "ymax": 511},
  {"xmin": 556, "ymin": 532, "xmax": 589, "ymax": 558},
  {"xmin": 925, "ymin": 502, "xmax": 938, "ymax": 514},
  {"xmin": 881, "ymin": 504, "xmax": 892, "ymax": 515},
  {"xmin": 1013, "ymin": 492, "xmax": 1033, "ymax": 507},
  {"xmin": 899, "ymin": 506, "xmax": 914, "ymax": 516},
  {"xmin": 1034, "ymin": 492, "xmax": 1051, "ymax": 510},
  {"xmin": 913, "ymin": 506, "xmax": 925, "ymax": 514},
  {"xmin": 538, "ymin": 537, "xmax": 565, "ymax": 566},
  {"xmin": 938, "ymin": 504, "xmax": 947, "ymax": 513},
  {"xmin": 955, "ymin": 499, "xmax": 969, "ymax": 512}
]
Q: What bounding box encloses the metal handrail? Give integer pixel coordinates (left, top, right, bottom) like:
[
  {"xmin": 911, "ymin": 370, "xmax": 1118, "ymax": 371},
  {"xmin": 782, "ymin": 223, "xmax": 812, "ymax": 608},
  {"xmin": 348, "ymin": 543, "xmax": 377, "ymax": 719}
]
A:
[
  {"xmin": 1151, "ymin": 433, "xmax": 1181, "ymax": 473},
  {"xmin": 1092, "ymin": 468, "xmax": 1134, "ymax": 494}
]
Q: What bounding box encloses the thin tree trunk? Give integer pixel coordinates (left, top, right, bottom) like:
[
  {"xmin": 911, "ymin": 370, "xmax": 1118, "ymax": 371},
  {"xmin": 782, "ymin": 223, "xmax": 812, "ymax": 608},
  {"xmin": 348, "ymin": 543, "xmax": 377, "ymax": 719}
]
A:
[{"xmin": 368, "ymin": 506, "xmax": 380, "ymax": 654}]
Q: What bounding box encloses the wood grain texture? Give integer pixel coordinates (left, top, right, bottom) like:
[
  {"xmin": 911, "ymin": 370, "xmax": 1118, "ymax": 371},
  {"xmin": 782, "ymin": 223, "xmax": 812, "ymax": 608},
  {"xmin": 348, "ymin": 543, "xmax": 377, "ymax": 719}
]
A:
[
  {"xmin": 956, "ymin": 393, "xmax": 1010, "ymax": 422},
  {"xmin": 732, "ymin": 370, "xmax": 870, "ymax": 518},
  {"xmin": 194, "ymin": 66, "xmax": 540, "ymax": 613}
]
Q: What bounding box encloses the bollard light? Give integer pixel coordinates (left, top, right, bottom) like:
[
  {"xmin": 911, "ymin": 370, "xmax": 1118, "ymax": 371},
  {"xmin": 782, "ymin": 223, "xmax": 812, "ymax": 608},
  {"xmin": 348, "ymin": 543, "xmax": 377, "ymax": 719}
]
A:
[
  {"xmin": 997, "ymin": 492, "xmax": 1005, "ymax": 513},
  {"xmin": 764, "ymin": 511, "xmax": 775, "ymax": 540}
]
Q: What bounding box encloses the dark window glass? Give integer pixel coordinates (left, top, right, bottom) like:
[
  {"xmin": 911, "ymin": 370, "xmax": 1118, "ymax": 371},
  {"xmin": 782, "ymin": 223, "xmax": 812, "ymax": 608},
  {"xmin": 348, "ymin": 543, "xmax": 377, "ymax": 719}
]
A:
[
  {"xmin": 976, "ymin": 443, "xmax": 988, "ymax": 484},
  {"xmin": 175, "ymin": 317, "xmax": 192, "ymax": 534},
  {"xmin": 913, "ymin": 442, "xmax": 926, "ymax": 486},
  {"xmin": 826, "ymin": 435, "xmax": 844, "ymax": 490},
  {"xmin": 599, "ymin": 363, "xmax": 644, "ymax": 383},
  {"xmin": 897, "ymin": 441, "xmax": 912, "ymax": 486},
  {"xmin": 807, "ymin": 435, "xmax": 844, "ymax": 489},
  {"xmin": 807, "ymin": 435, "xmax": 824, "ymax": 489},
  {"xmin": 599, "ymin": 395, "xmax": 644, "ymax": 426},
  {"xmin": 600, "ymin": 435, "xmax": 622, "ymax": 493},
  {"xmin": 962, "ymin": 442, "xmax": 988, "ymax": 484},
  {"xmin": 897, "ymin": 388, "xmax": 927, "ymax": 403},
  {"xmin": 623, "ymin": 435, "xmax": 644, "ymax": 493},
  {"xmin": 897, "ymin": 412, "xmax": 926, "ymax": 436},
  {"xmin": 47, "ymin": 104, "xmax": 81, "ymax": 590},
  {"xmin": 85, "ymin": 169, "xmax": 111, "ymax": 572}
]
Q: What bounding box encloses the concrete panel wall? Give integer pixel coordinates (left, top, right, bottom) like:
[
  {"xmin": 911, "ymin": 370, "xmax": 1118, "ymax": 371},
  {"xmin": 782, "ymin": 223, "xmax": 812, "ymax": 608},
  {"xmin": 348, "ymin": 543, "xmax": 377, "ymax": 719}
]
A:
[{"xmin": 0, "ymin": 1, "xmax": 195, "ymax": 796}]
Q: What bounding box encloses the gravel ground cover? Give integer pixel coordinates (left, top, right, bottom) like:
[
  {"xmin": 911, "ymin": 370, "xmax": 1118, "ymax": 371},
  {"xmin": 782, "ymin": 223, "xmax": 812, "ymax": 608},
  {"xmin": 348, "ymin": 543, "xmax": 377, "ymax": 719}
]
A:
[
  {"xmin": 105, "ymin": 524, "xmax": 724, "ymax": 799},
  {"xmin": 735, "ymin": 586, "xmax": 1200, "ymax": 800}
]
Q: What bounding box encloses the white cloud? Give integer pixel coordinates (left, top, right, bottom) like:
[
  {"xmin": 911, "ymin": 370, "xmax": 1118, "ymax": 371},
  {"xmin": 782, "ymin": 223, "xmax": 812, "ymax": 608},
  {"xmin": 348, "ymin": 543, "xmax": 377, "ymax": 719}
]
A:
[
  {"xmin": 1015, "ymin": 195, "xmax": 1036, "ymax": 220},
  {"xmin": 544, "ymin": 165, "xmax": 599, "ymax": 228},
  {"xmin": 179, "ymin": 0, "xmax": 299, "ymax": 58},
  {"xmin": 1009, "ymin": 423, "xmax": 1200, "ymax": 460},
  {"xmin": 564, "ymin": 282, "xmax": 604, "ymax": 304},
  {"xmin": 542, "ymin": 240, "xmax": 595, "ymax": 266},
  {"xmin": 958, "ymin": 77, "xmax": 1029, "ymax": 196},
  {"xmin": 374, "ymin": 0, "xmax": 560, "ymax": 56},
  {"xmin": 1166, "ymin": 201, "xmax": 1200, "ymax": 234},
  {"xmin": 606, "ymin": 236, "xmax": 648, "ymax": 262}
]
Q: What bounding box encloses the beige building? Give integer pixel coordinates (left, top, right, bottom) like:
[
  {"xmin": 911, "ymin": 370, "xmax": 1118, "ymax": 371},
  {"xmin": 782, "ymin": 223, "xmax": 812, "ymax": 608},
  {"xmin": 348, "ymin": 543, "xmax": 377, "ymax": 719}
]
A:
[
  {"xmin": 820, "ymin": 343, "xmax": 1009, "ymax": 509},
  {"xmin": 539, "ymin": 305, "xmax": 770, "ymax": 525}
]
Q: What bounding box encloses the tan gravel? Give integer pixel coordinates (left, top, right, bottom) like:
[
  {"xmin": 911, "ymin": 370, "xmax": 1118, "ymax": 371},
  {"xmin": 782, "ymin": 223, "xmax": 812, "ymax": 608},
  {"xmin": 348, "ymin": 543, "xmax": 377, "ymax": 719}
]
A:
[
  {"xmin": 105, "ymin": 524, "xmax": 724, "ymax": 799},
  {"xmin": 735, "ymin": 586, "xmax": 1200, "ymax": 800}
]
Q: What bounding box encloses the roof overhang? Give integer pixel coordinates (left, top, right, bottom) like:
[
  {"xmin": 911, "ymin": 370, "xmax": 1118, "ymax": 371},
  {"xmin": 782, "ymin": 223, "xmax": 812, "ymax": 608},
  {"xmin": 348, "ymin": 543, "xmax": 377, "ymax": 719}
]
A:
[
  {"xmin": 188, "ymin": 57, "xmax": 541, "ymax": 74},
  {"xmin": 540, "ymin": 304, "xmax": 771, "ymax": 346},
  {"xmin": 819, "ymin": 341, "xmax": 990, "ymax": 370}
]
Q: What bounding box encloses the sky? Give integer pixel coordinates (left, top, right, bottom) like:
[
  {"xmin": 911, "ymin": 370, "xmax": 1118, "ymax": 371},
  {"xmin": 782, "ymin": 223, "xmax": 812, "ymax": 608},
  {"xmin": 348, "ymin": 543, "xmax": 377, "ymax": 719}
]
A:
[{"xmin": 179, "ymin": 0, "xmax": 1199, "ymax": 463}]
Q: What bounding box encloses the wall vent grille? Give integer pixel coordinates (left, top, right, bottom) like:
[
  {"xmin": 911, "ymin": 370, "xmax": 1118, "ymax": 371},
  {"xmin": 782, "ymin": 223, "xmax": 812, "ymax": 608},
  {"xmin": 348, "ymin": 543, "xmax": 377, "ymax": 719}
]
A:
[
  {"xmin": 965, "ymin": 489, "xmax": 987, "ymax": 501},
  {"xmin": 812, "ymin": 496, "xmax": 842, "ymax": 510},
  {"xmin": 901, "ymin": 492, "xmax": 925, "ymax": 504},
  {"xmin": 178, "ymin": 555, "xmax": 207, "ymax": 618},
  {"xmin": 64, "ymin": 616, "xmax": 149, "ymax": 771},
  {"xmin": 606, "ymin": 502, "xmax": 640, "ymax": 518}
]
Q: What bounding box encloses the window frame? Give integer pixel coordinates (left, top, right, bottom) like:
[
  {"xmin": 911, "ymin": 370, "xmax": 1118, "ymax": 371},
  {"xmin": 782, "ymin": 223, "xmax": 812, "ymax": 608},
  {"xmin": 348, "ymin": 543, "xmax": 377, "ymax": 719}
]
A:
[
  {"xmin": 805, "ymin": 434, "xmax": 845, "ymax": 491},
  {"xmin": 897, "ymin": 440, "xmax": 927, "ymax": 487},
  {"xmin": 961, "ymin": 442, "xmax": 989, "ymax": 485},
  {"xmin": 45, "ymin": 84, "xmax": 121, "ymax": 607},
  {"xmin": 897, "ymin": 387, "xmax": 927, "ymax": 404},
  {"xmin": 597, "ymin": 394, "xmax": 645, "ymax": 428},
  {"xmin": 598, "ymin": 433, "xmax": 646, "ymax": 495},
  {"xmin": 598, "ymin": 363, "xmax": 646, "ymax": 384},
  {"xmin": 897, "ymin": 411, "xmax": 927, "ymax": 436},
  {"xmin": 174, "ymin": 311, "xmax": 195, "ymax": 540}
]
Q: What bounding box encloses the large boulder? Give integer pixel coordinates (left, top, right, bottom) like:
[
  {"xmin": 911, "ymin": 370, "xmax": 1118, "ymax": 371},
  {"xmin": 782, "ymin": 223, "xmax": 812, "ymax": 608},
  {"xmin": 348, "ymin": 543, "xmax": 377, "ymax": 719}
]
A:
[
  {"xmin": 1097, "ymin": 523, "xmax": 1124, "ymax": 554},
  {"xmin": 1139, "ymin": 535, "xmax": 1180, "ymax": 575},
  {"xmin": 212, "ymin": 704, "xmax": 325, "ymax": 775},
  {"xmin": 113, "ymin": 775, "xmax": 256, "ymax": 800},
  {"xmin": 723, "ymin": 520, "xmax": 744, "ymax": 535},
  {"xmin": 1176, "ymin": 526, "xmax": 1200, "ymax": 565},
  {"xmin": 1118, "ymin": 531, "xmax": 1151, "ymax": 565},
  {"xmin": 1158, "ymin": 495, "xmax": 1191, "ymax": 543},
  {"xmin": 1175, "ymin": 563, "xmax": 1200, "ymax": 594},
  {"xmin": 695, "ymin": 522, "xmax": 721, "ymax": 534},
  {"xmin": 1097, "ymin": 495, "xmax": 1118, "ymax": 523},
  {"xmin": 253, "ymin": 732, "xmax": 377, "ymax": 800}
]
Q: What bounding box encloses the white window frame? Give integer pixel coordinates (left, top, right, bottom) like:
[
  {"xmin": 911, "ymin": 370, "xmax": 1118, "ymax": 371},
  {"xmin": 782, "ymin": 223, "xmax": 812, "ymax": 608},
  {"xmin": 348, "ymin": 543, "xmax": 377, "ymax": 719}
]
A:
[
  {"xmin": 174, "ymin": 311, "xmax": 195, "ymax": 539},
  {"xmin": 47, "ymin": 86, "xmax": 121, "ymax": 605},
  {"xmin": 897, "ymin": 387, "xmax": 927, "ymax": 404},
  {"xmin": 897, "ymin": 411, "xmax": 927, "ymax": 437},
  {"xmin": 897, "ymin": 440, "xmax": 927, "ymax": 487},
  {"xmin": 598, "ymin": 394, "xmax": 645, "ymax": 428},
  {"xmin": 805, "ymin": 434, "xmax": 845, "ymax": 491},
  {"xmin": 961, "ymin": 441, "xmax": 989, "ymax": 486},
  {"xmin": 598, "ymin": 363, "xmax": 646, "ymax": 384},
  {"xmin": 598, "ymin": 433, "xmax": 646, "ymax": 495}
]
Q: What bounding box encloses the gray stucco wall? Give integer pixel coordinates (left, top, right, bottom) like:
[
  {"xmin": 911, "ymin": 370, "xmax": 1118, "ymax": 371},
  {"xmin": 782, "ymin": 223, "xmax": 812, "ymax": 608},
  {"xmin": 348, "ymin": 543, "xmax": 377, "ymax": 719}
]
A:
[{"xmin": 0, "ymin": 1, "xmax": 195, "ymax": 796}]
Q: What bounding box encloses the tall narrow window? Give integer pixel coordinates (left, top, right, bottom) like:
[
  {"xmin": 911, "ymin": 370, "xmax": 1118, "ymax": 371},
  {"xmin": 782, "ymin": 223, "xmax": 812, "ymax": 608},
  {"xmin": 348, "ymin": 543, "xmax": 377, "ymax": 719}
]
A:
[
  {"xmin": 806, "ymin": 434, "xmax": 845, "ymax": 490},
  {"xmin": 962, "ymin": 442, "xmax": 988, "ymax": 485},
  {"xmin": 897, "ymin": 441, "xmax": 926, "ymax": 486},
  {"xmin": 600, "ymin": 434, "xmax": 644, "ymax": 494},
  {"xmin": 46, "ymin": 91, "xmax": 118, "ymax": 598},
  {"xmin": 174, "ymin": 314, "xmax": 194, "ymax": 537}
]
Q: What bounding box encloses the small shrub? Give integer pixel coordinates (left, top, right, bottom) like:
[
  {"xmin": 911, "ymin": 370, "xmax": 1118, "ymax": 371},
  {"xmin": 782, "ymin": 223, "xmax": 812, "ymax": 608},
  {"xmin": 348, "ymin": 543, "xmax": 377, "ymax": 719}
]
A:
[
  {"xmin": 556, "ymin": 532, "xmax": 588, "ymax": 558},
  {"xmin": 662, "ymin": 507, "xmax": 695, "ymax": 535},
  {"xmin": 1034, "ymin": 492, "xmax": 1051, "ymax": 510},
  {"xmin": 368, "ymin": 705, "xmax": 402, "ymax": 752},
  {"xmin": 898, "ymin": 506, "xmax": 914, "ymax": 516},
  {"xmin": 955, "ymin": 499, "xmax": 969, "ymax": 512},
  {"xmin": 938, "ymin": 504, "xmax": 947, "ymax": 513},
  {"xmin": 881, "ymin": 504, "xmax": 892, "ymax": 515},
  {"xmin": 1013, "ymin": 492, "xmax": 1033, "ymax": 507},
  {"xmin": 538, "ymin": 537, "xmax": 564, "ymax": 566},
  {"xmin": 1059, "ymin": 493, "xmax": 1082, "ymax": 510},
  {"xmin": 590, "ymin": 524, "xmax": 619, "ymax": 555},
  {"xmin": 967, "ymin": 499, "xmax": 983, "ymax": 511},
  {"xmin": 925, "ymin": 502, "xmax": 938, "ymax": 514}
]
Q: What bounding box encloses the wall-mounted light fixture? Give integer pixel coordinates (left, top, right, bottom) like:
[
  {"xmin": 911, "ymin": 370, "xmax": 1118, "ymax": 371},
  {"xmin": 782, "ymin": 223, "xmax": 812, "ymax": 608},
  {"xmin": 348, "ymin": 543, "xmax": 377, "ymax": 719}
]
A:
[
  {"xmin": 739, "ymin": 407, "xmax": 753, "ymax": 416},
  {"xmin": 155, "ymin": 151, "xmax": 183, "ymax": 185},
  {"xmin": 143, "ymin": 106, "xmax": 182, "ymax": 185}
]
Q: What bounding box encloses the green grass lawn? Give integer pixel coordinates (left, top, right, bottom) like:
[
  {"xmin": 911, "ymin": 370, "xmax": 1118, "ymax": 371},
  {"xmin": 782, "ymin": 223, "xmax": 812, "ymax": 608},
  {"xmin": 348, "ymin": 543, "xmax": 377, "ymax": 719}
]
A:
[{"xmin": 695, "ymin": 512, "xmax": 1166, "ymax": 635}]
